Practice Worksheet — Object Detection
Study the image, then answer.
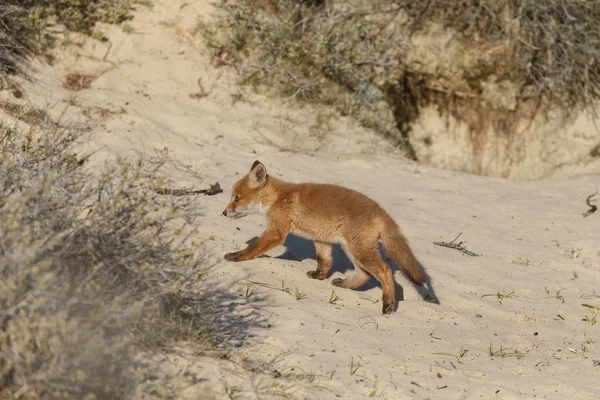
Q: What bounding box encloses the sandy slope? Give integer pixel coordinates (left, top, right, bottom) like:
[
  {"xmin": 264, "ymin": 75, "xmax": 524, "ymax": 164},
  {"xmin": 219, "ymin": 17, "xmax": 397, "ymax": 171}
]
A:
[{"xmin": 3, "ymin": 1, "xmax": 600, "ymax": 399}]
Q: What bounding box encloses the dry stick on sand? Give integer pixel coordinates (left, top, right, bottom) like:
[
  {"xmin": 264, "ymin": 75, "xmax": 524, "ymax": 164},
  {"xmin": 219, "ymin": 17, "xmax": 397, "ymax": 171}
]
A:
[
  {"xmin": 154, "ymin": 182, "xmax": 223, "ymax": 196},
  {"xmin": 582, "ymin": 191, "xmax": 598, "ymax": 217},
  {"xmin": 433, "ymin": 233, "xmax": 482, "ymax": 257}
]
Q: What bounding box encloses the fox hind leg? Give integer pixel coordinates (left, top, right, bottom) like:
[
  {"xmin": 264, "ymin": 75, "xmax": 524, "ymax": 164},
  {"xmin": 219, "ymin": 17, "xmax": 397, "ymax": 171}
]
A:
[
  {"xmin": 332, "ymin": 267, "xmax": 370, "ymax": 289},
  {"xmin": 343, "ymin": 243, "xmax": 396, "ymax": 314},
  {"xmin": 356, "ymin": 251, "xmax": 395, "ymax": 314},
  {"xmin": 307, "ymin": 241, "xmax": 333, "ymax": 280},
  {"xmin": 331, "ymin": 240, "xmax": 371, "ymax": 289}
]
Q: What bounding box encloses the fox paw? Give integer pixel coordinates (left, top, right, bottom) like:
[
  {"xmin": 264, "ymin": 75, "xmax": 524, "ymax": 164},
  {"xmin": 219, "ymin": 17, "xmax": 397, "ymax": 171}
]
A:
[
  {"xmin": 224, "ymin": 251, "xmax": 242, "ymax": 262},
  {"xmin": 306, "ymin": 270, "xmax": 326, "ymax": 280},
  {"xmin": 382, "ymin": 302, "xmax": 394, "ymax": 315},
  {"xmin": 331, "ymin": 278, "xmax": 344, "ymax": 287}
]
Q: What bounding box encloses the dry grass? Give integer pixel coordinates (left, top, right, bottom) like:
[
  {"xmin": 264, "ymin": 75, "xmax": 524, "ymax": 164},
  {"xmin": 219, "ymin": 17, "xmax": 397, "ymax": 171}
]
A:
[
  {"xmin": 0, "ymin": 118, "xmax": 213, "ymax": 399},
  {"xmin": 63, "ymin": 72, "xmax": 96, "ymax": 91},
  {"xmin": 201, "ymin": 0, "xmax": 600, "ymax": 155},
  {"xmin": 0, "ymin": 2, "xmax": 36, "ymax": 79}
]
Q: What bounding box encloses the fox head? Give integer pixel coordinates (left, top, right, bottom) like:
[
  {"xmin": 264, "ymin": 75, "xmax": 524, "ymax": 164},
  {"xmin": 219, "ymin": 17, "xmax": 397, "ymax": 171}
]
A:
[{"xmin": 222, "ymin": 160, "xmax": 270, "ymax": 219}]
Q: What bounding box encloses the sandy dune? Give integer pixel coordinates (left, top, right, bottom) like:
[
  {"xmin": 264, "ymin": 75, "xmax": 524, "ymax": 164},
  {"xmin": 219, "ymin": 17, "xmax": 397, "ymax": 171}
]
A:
[{"xmin": 3, "ymin": 1, "xmax": 600, "ymax": 399}]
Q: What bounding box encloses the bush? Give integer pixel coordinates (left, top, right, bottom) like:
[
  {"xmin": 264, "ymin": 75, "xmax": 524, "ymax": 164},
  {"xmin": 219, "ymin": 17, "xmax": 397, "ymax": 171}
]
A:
[
  {"xmin": 0, "ymin": 2, "xmax": 37, "ymax": 77},
  {"xmin": 202, "ymin": 0, "xmax": 600, "ymax": 154},
  {"xmin": 26, "ymin": 0, "xmax": 135, "ymax": 33},
  {"xmin": 0, "ymin": 0, "xmax": 140, "ymax": 83},
  {"xmin": 0, "ymin": 119, "xmax": 208, "ymax": 399}
]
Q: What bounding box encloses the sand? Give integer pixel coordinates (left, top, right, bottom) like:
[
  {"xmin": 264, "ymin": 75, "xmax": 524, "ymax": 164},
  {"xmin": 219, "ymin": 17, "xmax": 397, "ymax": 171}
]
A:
[{"xmin": 3, "ymin": 1, "xmax": 600, "ymax": 398}]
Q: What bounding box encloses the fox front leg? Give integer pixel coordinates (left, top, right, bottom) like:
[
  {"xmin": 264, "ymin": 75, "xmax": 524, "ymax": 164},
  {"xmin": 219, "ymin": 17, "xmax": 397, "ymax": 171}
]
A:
[{"xmin": 225, "ymin": 226, "xmax": 287, "ymax": 262}]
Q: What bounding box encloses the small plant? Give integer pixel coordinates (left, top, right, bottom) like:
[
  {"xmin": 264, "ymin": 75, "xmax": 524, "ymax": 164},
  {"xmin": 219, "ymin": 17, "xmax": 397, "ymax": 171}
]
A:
[
  {"xmin": 582, "ymin": 304, "xmax": 599, "ymax": 326},
  {"xmin": 328, "ymin": 370, "xmax": 336, "ymax": 380},
  {"xmin": 329, "ymin": 290, "xmax": 340, "ymax": 304},
  {"xmin": 294, "ymin": 287, "xmax": 306, "ymax": 301},
  {"xmin": 267, "ymin": 380, "xmax": 288, "ymax": 396},
  {"xmin": 512, "ymin": 256, "xmax": 530, "ymax": 266},
  {"xmin": 435, "ymin": 346, "xmax": 467, "ymax": 364},
  {"xmin": 122, "ymin": 22, "xmax": 134, "ymax": 34},
  {"xmin": 92, "ymin": 30, "xmax": 108, "ymax": 42},
  {"xmin": 581, "ymin": 337, "xmax": 594, "ymax": 354},
  {"xmin": 481, "ymin": 291, "xmax": 515, "ymax": 304},
  {"xmin": 225, "ymin": 384, "xmax": 242, "ymax": 399},
  {"xmin": 457, "ymin": 346, "xmax": 467, "ymax": 364},
  {"xmin": 546, "ymin": 287, "xmax": 565, "ymax": 303},
  {"xmin": 489, "ymin": 341, "xmax": 505, "ymax": 358},
  {"xmin": 350, "ymin": 356, "xmax": 361, "ymax": 376},
  {"xmin": 243, "ymin": 285, "xmax": 258, "ymax": 299},
  {"xmin": 568, "ymin": 246, "xmax": 580, "ymax": 260},
  {"xmin": 489, "ymin": 341, "xmax": 523, "ymax": 359},
  {"xmin": 580, "ymin": 332, "xmax": 594, "ymax": 355},
  {"xmin": 368, "ymin": 379, "xmax": 380, "ymax": 397},
  {"xmin": 247, "ymin": 279, "xmax": 291, "ymax": 295},
  {"xmin": 579, "ymin": 291, "xmax": 600, "ymax": 300},
  {"xmin": 281, "ymin": 280, "xmax": 291, "ymax": 295},
  {"xmin": 301, "ymin": 369, "xmax": 316, "ymax": 383}
]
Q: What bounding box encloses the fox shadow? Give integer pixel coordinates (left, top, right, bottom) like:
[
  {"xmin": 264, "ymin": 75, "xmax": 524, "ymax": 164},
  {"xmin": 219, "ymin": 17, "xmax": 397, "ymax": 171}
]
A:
[{"xmin": 246, "ymin": 234, "xmax": 440, "ymax": 309}]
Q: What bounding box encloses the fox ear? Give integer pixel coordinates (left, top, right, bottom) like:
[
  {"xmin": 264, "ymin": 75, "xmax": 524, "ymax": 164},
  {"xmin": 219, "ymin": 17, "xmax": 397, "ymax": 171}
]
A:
[
  {"xmin": 250, "ymin": 160, "xmax": 262, "ymax": 171},
  {"xmin": 249, "ymin": 160, "xmax": 267, "ymax": 188}
]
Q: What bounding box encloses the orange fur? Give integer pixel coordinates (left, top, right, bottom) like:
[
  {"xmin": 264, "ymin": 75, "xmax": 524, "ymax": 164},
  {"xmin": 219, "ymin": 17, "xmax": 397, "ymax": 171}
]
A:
[{"xmin": 223, "ymin": 161, "xmax": 426, "ymax": 314}]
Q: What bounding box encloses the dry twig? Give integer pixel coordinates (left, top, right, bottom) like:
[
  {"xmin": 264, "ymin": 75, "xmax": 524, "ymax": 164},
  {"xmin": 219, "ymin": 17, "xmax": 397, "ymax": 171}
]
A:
[
  {"xmin": 582, "ymin": 191, "xmax": 598, "ymax": 217},
  {"xmin": 154, "ymin": 182, "xmax": 223, "ymax": 196},
  {"xmin": 433, "ymin": 233, "xmax": 481, "ymax": 257}
]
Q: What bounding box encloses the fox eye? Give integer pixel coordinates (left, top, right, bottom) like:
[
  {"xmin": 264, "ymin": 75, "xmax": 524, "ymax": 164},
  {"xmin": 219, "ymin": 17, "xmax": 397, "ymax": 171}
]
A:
[{"xmin": 234, "ymin": 195, "xmax": 241, "ymax": 202}]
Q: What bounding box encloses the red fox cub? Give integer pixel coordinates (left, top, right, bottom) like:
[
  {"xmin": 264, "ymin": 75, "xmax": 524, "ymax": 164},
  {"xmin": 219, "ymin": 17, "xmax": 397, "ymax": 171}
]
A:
[{"xmin": 222, "ymin": 161, "xmax": 426, "ymax": 314}]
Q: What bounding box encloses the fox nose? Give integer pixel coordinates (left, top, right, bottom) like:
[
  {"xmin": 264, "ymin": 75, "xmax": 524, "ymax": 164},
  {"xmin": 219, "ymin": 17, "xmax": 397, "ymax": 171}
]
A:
[{"xmin": 222, "ymin": 210, "xmax": 228, "ymax": 216}]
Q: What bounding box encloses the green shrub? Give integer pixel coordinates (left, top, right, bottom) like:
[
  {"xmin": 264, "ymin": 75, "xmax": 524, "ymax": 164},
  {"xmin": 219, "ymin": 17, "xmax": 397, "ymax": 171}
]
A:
[
  {"xmin": 26, "ymin": 0, "xmax": 135, "ymax": 33},
  {"xmin": 0, "ymin": 0, "xmax": 142, "ymax": 82}
]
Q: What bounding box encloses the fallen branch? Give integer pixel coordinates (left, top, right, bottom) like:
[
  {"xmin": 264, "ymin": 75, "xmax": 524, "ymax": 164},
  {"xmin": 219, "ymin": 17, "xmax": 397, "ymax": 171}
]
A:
[
  {"xmin": 582, "ymin": 191, "xmax": 598, "ymax": 217},
  {"xmin": 433, "ymin": 233, "xmax": 481, "ymax": 257},
  {"xmin": 154, "ymin": 182, "xmax": 223, "ymax": 196}
]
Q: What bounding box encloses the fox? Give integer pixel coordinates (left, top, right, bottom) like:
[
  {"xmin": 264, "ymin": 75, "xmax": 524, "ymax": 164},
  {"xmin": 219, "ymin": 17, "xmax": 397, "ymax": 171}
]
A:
[{"xmin": 222, "ymin": 160, "xmax": 426, "ymax": 314}]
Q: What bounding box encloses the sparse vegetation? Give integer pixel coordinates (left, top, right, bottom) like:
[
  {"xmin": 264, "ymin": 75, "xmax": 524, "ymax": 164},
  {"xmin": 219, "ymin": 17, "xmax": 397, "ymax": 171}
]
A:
[
  {"xmin": 248, "ymin": 279, "xmax": 292, "ymax": 295},
  {"xmin": 489, "ymin": 341, "xmax": 523, "ymax": 359},
  {"xmin": 201, "ymin": 0, "xmax": 600, "ymax": 158},
  {"xmin": 481, "ymin": 291, "xmax": 515, "ymax": 304},
  {"xmin": 545, "ymin": 287, "xmax": 565, "ymax": 303},
  {"xmin": 0, "ymin": 120, "xmax": 210, "ymax": 398},
  {"xmin": 0, "ymin": 0, "xmax": 147, "ymax": 83},
  {"xmin": 368, "ymin": 379, "xmax": 380, "ymax": 397},
  {"xmin": 582, "ymin": 304, "xmax": 599, "ymax": 326},
  {"xmin": 580, "ymin": 334, "xmax": 594, "ymax": 354},
  {"xmin": 434, "ymin": 345, "xmax": 468, "ymax": 364},
  {"xmin": 349, "ymin": 356, "xmax": 361, "ymax": 376},
  {"xmin": 294, "ymin": 286, "xmax": 305, "ymax": 300},
  {"xmin": 328, "ymin": 290, "xmax": 339, "ymax": 304}
]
